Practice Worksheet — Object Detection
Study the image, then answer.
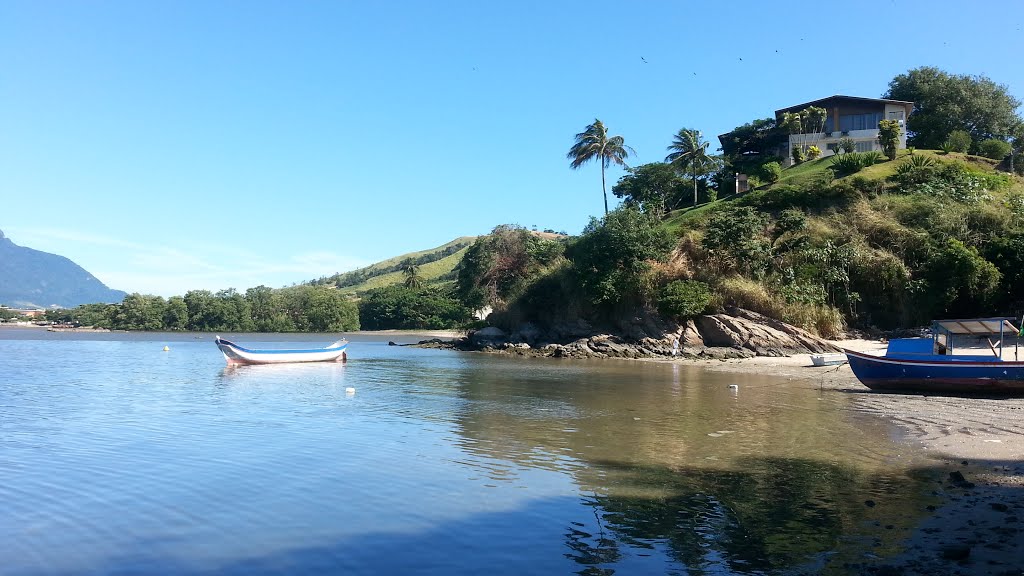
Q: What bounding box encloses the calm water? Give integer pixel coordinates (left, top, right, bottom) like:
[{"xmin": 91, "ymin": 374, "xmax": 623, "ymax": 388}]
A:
[{"xmin": 0, "ymin": 330, "xmax": 939, "ymax": 575}]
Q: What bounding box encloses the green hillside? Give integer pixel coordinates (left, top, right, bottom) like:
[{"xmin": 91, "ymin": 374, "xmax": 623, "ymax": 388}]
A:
[
  {"xmin": 313, "ymin": 236, "xmax": 477, "ymax": 294},
  {"xmin": 664, "ymin": 150, "xmax": 1008, "ymax": 232}
]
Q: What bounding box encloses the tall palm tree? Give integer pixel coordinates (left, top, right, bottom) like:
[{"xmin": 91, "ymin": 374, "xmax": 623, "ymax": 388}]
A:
[
  {"xmin": 665, "ymin": 128, "xmax": 711, "ymax": 207},
  {"xmin": 402, "ymin": 262, "xmax": 423, "ymax": 289},
  {"xmin": 567, "ymin": 119, "xmax": 635, "ymax": 215}
]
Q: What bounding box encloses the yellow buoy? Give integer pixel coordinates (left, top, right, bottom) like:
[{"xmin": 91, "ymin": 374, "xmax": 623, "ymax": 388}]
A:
[{"xmin": 163, "ymin": 346, "xmax": 170, "ymax": 352}]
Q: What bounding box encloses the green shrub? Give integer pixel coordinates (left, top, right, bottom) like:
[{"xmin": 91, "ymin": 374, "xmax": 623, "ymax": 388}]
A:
[
  {"xmin": 978, "ymin": 138, "xmax": 1011, "ymax": 160},
  {"xmin": 894, "ymin": 154, "xmax": 936, "ymax": 176},
  {"xmin": 791, "ymin": 146, "xmax": 805, "ymax": 164},
  {"xmin": 775, "ymin": 208, "xmax": 807, "ymax": 237},
  {"xmin": 831, "ymin": 152, "xmax": 865, "ymax": 175},
  {"xmin": 946, "ymin": 130, "xmax": 972, "ymax": 153},
  {"xmin": 568, "ymin": 207, "xmax": 676, "ymax": 307},
  {"xmin": 703, "ymin": 207, "xmax": 770, "ymax": 274},
  {"xmin": 658, "ymin": 280, "xmax": 712, "ymax": 320},
  {"xmin": 909, "ymin": 154, "xmax": 934, "ymax": 168},
  {"xmin": 877, "ymin": 119, "xmax": 901, "ymax": 160},
  {"xmin": 839, "ymin": 137, "xmax": 856, "ymax": 154},
  {"xmin": 861, "ymin": 151, "xmax": 883, "ymax": 166},
  {"xmin": 940, "ymin": 141, "xmax": 955, "ymax": 154},
  {"xmin": 908, "ymin": 146, "xmax": 915, "ymax": 155},
  {"xmin": 760, "ymin": 161, "xmax": 782, "ymax": 183},
  {"xmin": 806, "ymin": 145, "xmax": 822, "ymax": 160}
]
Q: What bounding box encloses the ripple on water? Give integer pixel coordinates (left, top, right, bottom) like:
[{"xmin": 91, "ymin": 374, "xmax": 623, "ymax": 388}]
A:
[{"xmin": 0, "ymin": 335, "xmax": 938, "ymax": 575}]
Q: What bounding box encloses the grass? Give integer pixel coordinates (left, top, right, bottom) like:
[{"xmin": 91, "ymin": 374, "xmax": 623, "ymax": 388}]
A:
[
  {"xmin": 336, "ymin": 244, "xmax": 472, "ymax": 294},
  {"xmin": 662, "ymin": 193, "xmax": 741, "ymax": 233},
  {"xmin": 775, "ymin": 156, "xmax": 834, "ymax": 186}
]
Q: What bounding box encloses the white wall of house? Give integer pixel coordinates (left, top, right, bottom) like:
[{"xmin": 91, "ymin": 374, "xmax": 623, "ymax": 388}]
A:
[
  {"xmin": 784, "ymin": 113, "xmax": 908, "ymax": 166},
  {"xmin": 883, "ymin": 103, "xmax": 909, "ymax": 149}
]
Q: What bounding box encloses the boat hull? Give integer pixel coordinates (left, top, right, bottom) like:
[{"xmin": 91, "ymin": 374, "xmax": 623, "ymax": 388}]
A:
[
  {"xmin": 845, "ymin": 349, "xmax": 1024, "ymax": 393},
  {"xmin": 216, "ymin": 338, "xmax": 348, "ymax": 365}
]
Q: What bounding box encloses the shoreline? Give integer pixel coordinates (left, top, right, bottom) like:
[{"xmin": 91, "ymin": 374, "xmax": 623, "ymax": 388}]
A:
[{"xmin": 659, "ymin": 338, "xmax": 1024, "ymax": 575}]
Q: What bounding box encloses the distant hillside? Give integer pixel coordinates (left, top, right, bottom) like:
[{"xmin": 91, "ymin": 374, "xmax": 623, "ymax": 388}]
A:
[
  {"xmin": 0, "ymin": 229, "xmax": 127, "ymax": 308},
  {"xmin": 312, "ymin": 236, "xmax": 477, "ymax": 294}
]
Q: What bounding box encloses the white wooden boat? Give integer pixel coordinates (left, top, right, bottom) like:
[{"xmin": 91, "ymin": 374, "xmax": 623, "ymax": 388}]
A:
[
  {"xmin": 215, "ymin": 336, "xmax": 348, "ymax": 365},
  {"xmin": 810, "ymin": 353, "xmax": 847, "ymax": 366}
]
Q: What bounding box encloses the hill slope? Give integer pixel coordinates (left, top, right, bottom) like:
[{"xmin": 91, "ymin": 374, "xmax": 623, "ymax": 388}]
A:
[
  {"xmin": 0, "ymin": 229, "xmax": 127, "ymax": 308},
  {"xmin": 314, "ymin": 236, "xmax": 477, "ymax": 294}
]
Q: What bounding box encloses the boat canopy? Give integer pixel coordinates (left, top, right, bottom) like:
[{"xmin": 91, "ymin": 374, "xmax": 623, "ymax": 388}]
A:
[
  {"xmin": 933, "ymin": 318, "xmax": 1019, "ymax": 336},
  {"xmin": 931, "ymin": 317, "xmax": 1021, "ymax": 359}
]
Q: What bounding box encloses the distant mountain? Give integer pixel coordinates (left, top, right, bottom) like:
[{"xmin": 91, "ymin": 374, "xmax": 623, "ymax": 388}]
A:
[
  {"xmin": 0, "ymin": 229, "xmax": 127, "ymax": 308},
  {"xmin": 309, "ymin": 236, "xmax": 477, "ymax": 294}
]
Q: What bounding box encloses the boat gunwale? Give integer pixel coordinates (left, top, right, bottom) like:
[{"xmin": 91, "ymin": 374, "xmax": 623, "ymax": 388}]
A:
[
  {"xmin": 215, "ymin": 337, "xmax": 348, "ymax": 355},
  {"xmin": 844, "ymin": 348, "xmax": 1024, "ymax": 368}
]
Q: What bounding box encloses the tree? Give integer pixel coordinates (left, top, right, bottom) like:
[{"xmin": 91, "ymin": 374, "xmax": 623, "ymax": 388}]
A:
[
  {"xmin": 781, "ymin": 107, "xmax": 828, "ymax": 157},
  {"xmin": 665, "ymin": 128, "xmax": 711, "ymax": 207},
  {"xmin": 304, "ymin": 287, "xmax": 359, "ymax": 332},
  {"xmin": 611, "ymin": 162, "xmax": 688, "ymax": 216},
  {"xmin": 877, "ymin": 119, "xmax": 901, "ymax": 160},
  {"xmin": 164, "ymin": 296, "xmax": 188, "ymax": 330},
  {"xmin": 359, "ymin": 285, "xmax": 469, "ymax": 330},
  {"xmin": 978, "ymin": 138, "xmax": 1012, "ymax": 160},
  {"xmin": 113, "ymin": 294, "xmax": 166, "ymax": 330},
  {"xmin": 456, "ymin": 225, "xmax": 562, "ymax": 309},
  {"xmin": 568, "ymin": 119, "xmax": 635, "ymax": 215},
  {"xmin": 945, "ymin": 130, "xmax": 972, "ymax": 153},
  {"xmin": 567, "ymin": 206, "xmax": 676, "ymax": 307},
  {"xmin": 703, "ymin": 206, "xmax": 770, "ymax": 275},
  {"xmin": 718, "ymin": 118, "xmax": 787, "ymax": 172},
  {"xmin": 884, "ymin": 66, "xmax": 1023, "ymax": 150},
  {"xmin": 402, "ymin": 261, "xmax": 424, "ymax": 289}
]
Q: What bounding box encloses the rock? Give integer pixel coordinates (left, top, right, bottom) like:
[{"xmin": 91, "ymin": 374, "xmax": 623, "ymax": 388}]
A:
[
  {"xmin": 470, "ymin": 326, "xmax": 507, "ymax": 347},
  {"xmin": 865, "ymin": 499, "xmax": 876, "ymax": 507},
  {"xmin": 990, "ymin": 502, "xmax": 1009, "ymax": 512},
  {"xmin": 509, "ymin": 322, "xmax": 542, "ymax": 345},
  {"xmin": 680, "ymin": 319, "xmax": 705, "ymax": 349},
  {"xmin": 948, "ymin": 471, "xmax": 976, "ymax": 489},
  {"xmin": 695, "ymin": 310, "xmax": 837, "ymax": 356},
  {"xmin": 387, "ymin": 341, "xmax": 398, "ymax": 346},
  {"xmin": 940, "ymin": 543, "xmax": 971, "ymax": 561}
]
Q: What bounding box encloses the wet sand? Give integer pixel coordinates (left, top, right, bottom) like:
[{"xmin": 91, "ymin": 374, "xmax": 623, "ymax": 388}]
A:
[{"xmin": 684, "ymin": 339, "xmax": 1024, "ymax": 575}]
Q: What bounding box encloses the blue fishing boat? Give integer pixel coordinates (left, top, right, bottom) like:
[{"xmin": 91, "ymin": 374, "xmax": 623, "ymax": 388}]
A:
[{"xmin": 845, "ymin": 318, "xmax": 1024, "ymax": 394}]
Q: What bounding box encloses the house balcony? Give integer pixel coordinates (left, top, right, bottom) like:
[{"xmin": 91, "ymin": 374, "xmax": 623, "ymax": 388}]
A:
[{"xmin": 793, "ymin": 129, "xmax": 880, "ymax": 143}]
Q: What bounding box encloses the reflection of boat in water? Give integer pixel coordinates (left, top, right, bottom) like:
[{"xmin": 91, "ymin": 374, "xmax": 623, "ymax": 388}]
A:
[
  {"xmin": 215, "ymin": 336, "xmax": 348, "ymax": 365},
  {"xmin": 845, "ymin": 318, "xmax": 1024, "ymax": 394}
]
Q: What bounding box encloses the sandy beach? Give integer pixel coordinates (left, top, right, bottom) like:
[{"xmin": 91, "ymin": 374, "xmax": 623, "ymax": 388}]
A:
[{"xmin": 680, "ymin": 338, "xmax": 1024, "ymax": 575}]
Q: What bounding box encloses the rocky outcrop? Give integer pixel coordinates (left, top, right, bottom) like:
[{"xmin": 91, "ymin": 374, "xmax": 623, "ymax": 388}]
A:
[
  {"xmin": 695, "ymin": 308, "xmax": 839, "ymax": 356},
  {"xmin": 418, "ymin": 307, "xmax": 841, "ymax": 360}
]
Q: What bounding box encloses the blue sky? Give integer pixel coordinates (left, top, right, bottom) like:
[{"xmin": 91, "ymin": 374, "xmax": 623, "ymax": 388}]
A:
[{"xmin": 2, "ymin": 0, "xmax": 1022, "ymax": 297}]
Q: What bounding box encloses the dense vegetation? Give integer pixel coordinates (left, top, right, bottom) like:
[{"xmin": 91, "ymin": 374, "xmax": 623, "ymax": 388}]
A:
[{"xmin": 46, "ymin": 285, "xmax": 360, "ymax": 332}]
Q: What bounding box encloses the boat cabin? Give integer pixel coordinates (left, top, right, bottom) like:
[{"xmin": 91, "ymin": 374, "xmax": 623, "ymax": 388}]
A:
[{"xmin": 886, "ymin": 318, "xmax": 1021, "ymax": 361}]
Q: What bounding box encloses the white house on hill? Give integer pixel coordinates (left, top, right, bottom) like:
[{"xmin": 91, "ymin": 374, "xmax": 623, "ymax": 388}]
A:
[{"xmin": 776, "ymin": 95, "xmax": 914, "ymax": 165}]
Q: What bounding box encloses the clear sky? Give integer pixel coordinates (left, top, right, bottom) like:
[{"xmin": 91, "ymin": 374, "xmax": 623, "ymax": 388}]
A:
[{"xmin": 2, "ymin": 0, "xmax": 1022, "ymax": 297}]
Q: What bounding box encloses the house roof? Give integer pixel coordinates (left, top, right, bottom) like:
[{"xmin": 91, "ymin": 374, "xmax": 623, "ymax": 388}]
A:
[{"xmin": 774, "ymin": 95, "xmax": 914, "ymax": 116}]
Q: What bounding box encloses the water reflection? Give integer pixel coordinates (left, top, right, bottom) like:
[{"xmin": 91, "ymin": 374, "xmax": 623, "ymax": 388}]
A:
[{"xmin": 0, "ymin": 335, "xmax": 955, "ymax": 575}]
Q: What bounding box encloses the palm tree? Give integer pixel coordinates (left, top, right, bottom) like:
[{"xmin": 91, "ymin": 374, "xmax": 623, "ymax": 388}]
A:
[
  {"xmin": 402, "ymin": 262, "xmax": 423, "ymax": 289},
  {"xmin": 567, "ymin": 119, "xmax": 635, "ymax": 215},
  {"xmin": 665, "ymin": 128, "xmax": 711, "ymax": 207}
]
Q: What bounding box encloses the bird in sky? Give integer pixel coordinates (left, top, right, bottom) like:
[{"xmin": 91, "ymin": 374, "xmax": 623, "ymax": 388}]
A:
[{"xmin": 640, "ymin": 56, "xmax": 648, "ymax": 63}]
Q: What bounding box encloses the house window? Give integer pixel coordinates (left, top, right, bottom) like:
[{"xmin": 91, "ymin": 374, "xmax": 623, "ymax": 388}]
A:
[
  {"xmin": 855, "ymin": 141, "xmax": 875, "ymax": 153},
  {"xmin": 839, "ymin": 112, "xmax": 883, "ymax": 132}
]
